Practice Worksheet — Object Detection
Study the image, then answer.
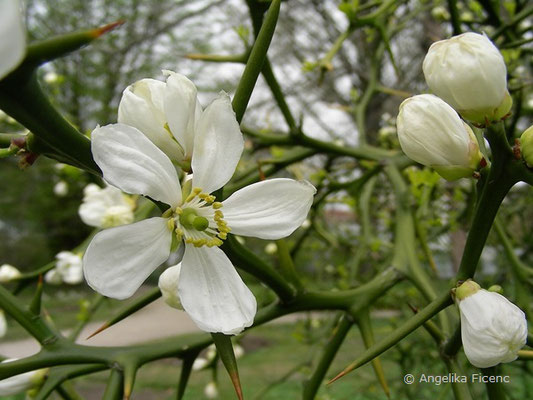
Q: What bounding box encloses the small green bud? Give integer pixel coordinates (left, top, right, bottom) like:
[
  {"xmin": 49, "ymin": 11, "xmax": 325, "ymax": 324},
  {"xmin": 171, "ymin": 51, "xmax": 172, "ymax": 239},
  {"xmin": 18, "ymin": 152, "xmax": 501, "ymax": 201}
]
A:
[
  {"xmin": 520, "ymin": 125, "xmax": 533, "ymax": 167},
  {"xmin": 455, "ymin": 280, "xmax": 481, "ymax": 301},
  {"xmin": 488, "ymin": 284, "xmax": 503, "ymax": 294}
]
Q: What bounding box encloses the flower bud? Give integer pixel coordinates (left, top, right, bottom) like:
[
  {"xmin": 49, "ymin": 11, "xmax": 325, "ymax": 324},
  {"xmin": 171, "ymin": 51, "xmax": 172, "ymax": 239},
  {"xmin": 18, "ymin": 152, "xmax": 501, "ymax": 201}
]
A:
[
  {"xmin": 0, "ymin": 360, "xmax": 47, "ymax": 396},
  {"xmin": 520, "ymin": 125, "xmax": 533, "ymax": 167},
  {"xmin": 423, "ymin": 32, "xmax": 511, "ymax": 124},
  {"xmin": 158, "ymin": 264, "xmax": 183, "ymax": 310},
  {"xmin": 455, "ymin": 281, "xmax": 527, "ymax": 368},
  {"xmin": 397, "ymin": 94, "xmax": 483, "ymax": 180},
  {"xmin": 204, "ymin": 381, "xmax": 219, "ymax": 399},
  {"xmin": 0, "ymin": 264, "xmax": 21, "ymax": 283}
]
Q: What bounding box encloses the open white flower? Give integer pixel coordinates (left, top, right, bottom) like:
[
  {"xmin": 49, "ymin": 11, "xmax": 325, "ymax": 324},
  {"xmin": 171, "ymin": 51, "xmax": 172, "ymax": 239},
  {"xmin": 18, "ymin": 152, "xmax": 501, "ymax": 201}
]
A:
[
  {"xmin": 78, "ymin": 183, "xmax": 135, "ymax": 228},
  {"xmin": 83, "ymin": 92, "xmax": 316, "ymax": 334},
  {"xmin": 0, "ymin": 0, "xmax": 25, "ymax": 80},
  {"xmin": 45, "ymin": 251, "xmax": 83, "ymax": 285},
  {"xmin": 118, "ymin": 71, "xmax": 201, "ymax": 163},
  {"xmin": 455, "ymin": 280, "xmax": 528, "ymax": 368},
  {"xmin": 0, "ymin": 264, "xmax": 22, "ymax": 283}
]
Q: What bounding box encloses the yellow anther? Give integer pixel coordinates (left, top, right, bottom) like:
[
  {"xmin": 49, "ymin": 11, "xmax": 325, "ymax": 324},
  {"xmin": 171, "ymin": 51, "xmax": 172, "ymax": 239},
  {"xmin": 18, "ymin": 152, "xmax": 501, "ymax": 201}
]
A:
[
  {"xmin": 212, "ymin": 202, "xmax": 223, "ymax": 209},
  {"xmin": 218, "ymin": 232, "xmax": 227, "ymax": 240},
  {"xmin": 174, "ymin": 207, "xmax": 183, "ymax": 215},
  {"xmin": 162, "ymin": 208, "xmax": 173, "ymax": 218},
  {"xmin": 167, "ymin": 218, "xmax": 175, "ymax": 231},
  {"xmin": 193, "ymin": 187, "xmax": 202, "ymax": 194}
]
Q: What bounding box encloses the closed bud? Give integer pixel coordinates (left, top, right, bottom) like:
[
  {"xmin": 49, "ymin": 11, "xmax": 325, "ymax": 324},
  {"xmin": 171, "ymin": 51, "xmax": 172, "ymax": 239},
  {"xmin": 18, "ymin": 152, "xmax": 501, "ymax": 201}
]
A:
[
  {"xmin": 0, "ymin": 264, "xmax": 21, "ymax": 283},
  {"xmin": 397, "ymin": 94, "xmax": 482, "ymax": 180},
  {"xmin": 423, "ymin": 32, "xmax": 511, "ymax": 124},
  {"xmin": 455, "ymin": 281, "xmax": 527, "ymax": 368},
  {"xmin": 520, "ymin": 125, "xmax": 533, "ymax": 167},
  {"xmin": 158, "ymin": 264, "xmax": 183, "ymax": 310}
]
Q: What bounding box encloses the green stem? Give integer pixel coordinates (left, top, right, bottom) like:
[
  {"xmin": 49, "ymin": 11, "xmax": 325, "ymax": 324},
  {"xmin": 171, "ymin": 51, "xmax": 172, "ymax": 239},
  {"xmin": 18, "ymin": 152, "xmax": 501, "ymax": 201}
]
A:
[
  {"xmin": 329, "ymin": 291, "xmax": 452, "ymax": 382},
  {"xmin": 482, "ymin": 367, "xmax": 508, "ymax": 400},
  {"xmin": 102, "ymin": 367, "xmax": 124, "ymax": 400},
  {"xmin": 302, "ymin": 314, "xmax": 353, "ymax": 400},
  {"xmin": 0, "ymin": 73, "xmax": 99, "ymax": 174},
  {"xmin": 232, "ymin": 0, "xmax": 281, "ymax": 123}
]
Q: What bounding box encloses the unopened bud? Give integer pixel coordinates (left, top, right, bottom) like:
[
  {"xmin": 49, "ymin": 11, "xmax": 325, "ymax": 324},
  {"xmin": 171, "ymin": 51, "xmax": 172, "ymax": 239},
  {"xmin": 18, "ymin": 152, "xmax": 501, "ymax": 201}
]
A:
[
  {"xmin": 520, "ymin": 126, "xmax": 533, "ymax": 167},
  {"xmin": 423, "ymin": 32, "xmax": 511, "ymax": 124}
]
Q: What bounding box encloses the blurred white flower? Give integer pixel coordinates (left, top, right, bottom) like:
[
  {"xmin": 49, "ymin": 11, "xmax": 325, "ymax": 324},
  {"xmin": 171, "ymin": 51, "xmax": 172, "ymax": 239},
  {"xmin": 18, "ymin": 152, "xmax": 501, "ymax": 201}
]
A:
[
  {"xmin": 83, "ymin": 75, "xmax": 316, "ymax": 334},
  {"xmin": 0, "ymin": 310, "xmax": 6, "ymax": 338},
  {"xmin": 397, "ymin": 94, "xmax": 482, "ymax": 180},
  {"xmin": 45, "ymin": 251, "xmax": 83, "ymax": 285},
  {"xmin": 0, "ymin": 360, "xmax": 47, "ymax": 396},
  {"xmin": 234, "ymin": 344, "xmax": 245, "ymax": 359},
  {"xmin": 264, "ymin": 242, "xmax": 278, "ymax": 255},
  {"xmin": 192, "ymin": 357, "xmax": 209, "ymax": 371},
  {"xmin": 0, "ymin": 0, "xmax": 25, "ymax": 80},
  {"xmin": 455, "ymin": 280, "xmax": 528, "ymax": 368},
  {"xmin": 53, "ymin": 180, "xmax": 69, "ymax": 197},
  {"xmin": 204, "ymin": 381, "xmax": 219, "ymax": 399},
  {"xmin": 78, "ymin": 183, "xmax": 135, "ymax": 228},
  {"xmin": 0, "ymin": 264, "xmax": 21, "ymax": 283},
  {"xmin": 423, "ymin": 32, "xmax": 511, "ymax": 124},
  {"xmin": 43, "ymin": 71, "xmax": 59, "ymax": 84}
]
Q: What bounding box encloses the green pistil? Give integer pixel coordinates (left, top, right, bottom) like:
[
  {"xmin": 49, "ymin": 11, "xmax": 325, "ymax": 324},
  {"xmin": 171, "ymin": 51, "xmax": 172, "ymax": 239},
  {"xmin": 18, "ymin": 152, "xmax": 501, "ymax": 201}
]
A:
[{"xmin": 179, "ymin": 208, "xmax": 208, "ymax": 231}]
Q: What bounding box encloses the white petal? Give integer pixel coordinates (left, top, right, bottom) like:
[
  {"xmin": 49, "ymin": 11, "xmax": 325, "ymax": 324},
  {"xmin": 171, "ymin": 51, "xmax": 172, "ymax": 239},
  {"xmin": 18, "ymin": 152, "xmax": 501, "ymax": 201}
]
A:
[
  {"xmin": 83, "ymin": 218, "xmax": 172, "ymax": 299},
  {"xmin": 178, "ymin": 245, "xmax": 256, "ymax": 334},
  {"xmin": 164, "ymin": 71, "xmax": 201, "ymax": 159},
  {"xmin": 223, "ymin": 179, "xmax": 316, "ymax": 239},
  {"xmin": 0, "ymin": 0, "xmax": 25, "ymax": 80},
  {"xmin": 192, "ymin": 92, "xmax": 243, "ymax": 194},
  {"xmin": 118, "ymin": 78, "xmax": 184, "ymax": 161},
  {"xmin": 91, "ymin": 124, "xmax": 182, "ymax": 207}
]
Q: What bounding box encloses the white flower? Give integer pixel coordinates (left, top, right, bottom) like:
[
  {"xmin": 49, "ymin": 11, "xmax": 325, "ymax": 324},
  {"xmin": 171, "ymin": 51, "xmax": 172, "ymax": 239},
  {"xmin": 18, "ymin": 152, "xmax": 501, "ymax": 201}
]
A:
[
  {"xmin": 53, "ymin": 180, "xmax": 69, "ymax": 197},
  {"xmin": 158, "ymin": 264, "xmax": 183, "ymax": 310},
  {"xmin": 45, "ymin": 251, "xmax": 83, "ymax": 285},
  {"xmin": 0, "ymin": 360, "xmax": 47, "ymax": 396},
  {"xmin": 0, "ymin": 264, "xmax": 22, "ymax": 283},
  {"xmin": 455, "ymin": 281, "xmax": 528, "ymax": 368},
  {"xmin": 264, "ymin": 242, "xmax": 278, "ymax": 255},
  {"xmin": 397, "ymin": 94, "xmax": 482, "ymax": 180},
  {"xmin": 423, "ymin": 32, "xmax": 511, "ymax": 124},
  {"xmin": 204, "ymin": 381, "xmax": 219, "ymax": 399},
  {"xmin": 78, "ymin": 183, "xmax": 135, "ymax": 228},
  {"xmin": 83, "ymin": 88, "xmax": 316, "ymax": 335},
  {"xmin": 0, "ymin": 0, "xmax": 25, "ymax": 80},
  {"xmin": 0, "ymin": 310, "xmax": 6, "ymax": 338},
  {"xmin": 118, "ymin": 71, "xmax": 201, "ymax": 163}
]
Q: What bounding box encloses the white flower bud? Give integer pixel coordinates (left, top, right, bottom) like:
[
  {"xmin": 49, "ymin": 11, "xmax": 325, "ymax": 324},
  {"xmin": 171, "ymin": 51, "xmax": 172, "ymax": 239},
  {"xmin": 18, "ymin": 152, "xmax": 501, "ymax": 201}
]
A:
[
  {"xmin": 158, "ymin": 264, "xmax": 183, "ymax": 310},
  {"xmin": 204, "ymin": 381, "xmax": 219, "ymax": 399},
  {"xmin": 264, "ymin": 242, "xmax": 278, "ymax": 255},
  {"xmin": 397, "ymin": 94, "xmax": 483, "ymax": 180},
  {"xmin": 192, "ymin": 357, "xmax": 209, "ymax": 371},
  {"xmin": 53, "ymin": 180, "xmax": 69, "ymax": 197},
  {"xmin": 0, "ymin": 264, "xmax": 21, "ymax": 283},
  {"xmin": 423, "ymin": 32, "xmax": 511, "ymax": 124},
  {"xmin": 0, "ymin": 360, "xmax": 47, "ymax": 396},
  {"xmin": 520, "ymin": 125, "xmax": 533, "ymax": 167},
  {"xmin": 455, "ymin": 281, "xmax": 527, "ymax": 368}
]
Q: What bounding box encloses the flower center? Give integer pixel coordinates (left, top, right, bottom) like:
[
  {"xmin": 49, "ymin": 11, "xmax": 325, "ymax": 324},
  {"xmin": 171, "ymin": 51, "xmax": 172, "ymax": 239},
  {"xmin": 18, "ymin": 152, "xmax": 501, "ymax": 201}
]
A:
[{"xmin": 165, "ymin": 187, "xmax": 230, "ymax": 247}]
